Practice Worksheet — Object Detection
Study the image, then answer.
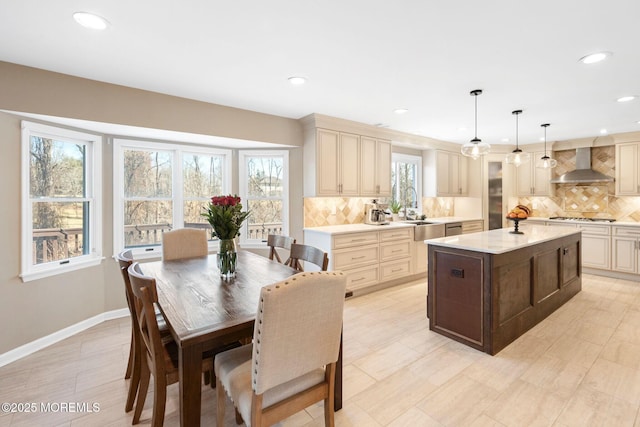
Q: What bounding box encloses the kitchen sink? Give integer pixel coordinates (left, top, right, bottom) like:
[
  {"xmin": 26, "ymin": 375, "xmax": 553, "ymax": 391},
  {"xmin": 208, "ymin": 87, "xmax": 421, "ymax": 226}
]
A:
[{"xmin": 402, "ymin": 221, "xmax": 445, "ymax": 241}]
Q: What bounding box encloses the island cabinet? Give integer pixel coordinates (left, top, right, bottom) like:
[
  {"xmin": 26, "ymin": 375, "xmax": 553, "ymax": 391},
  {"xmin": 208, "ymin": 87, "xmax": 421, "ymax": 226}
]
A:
[{"xmin": 427, "ymin": 227, "xmax": 581, "ymax": 355}]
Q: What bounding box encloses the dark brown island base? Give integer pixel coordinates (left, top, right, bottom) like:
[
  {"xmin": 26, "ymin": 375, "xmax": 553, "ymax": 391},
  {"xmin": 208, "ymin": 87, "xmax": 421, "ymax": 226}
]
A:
[{"xmin": 426, "ymin": 226, "xmax": 582, "ymax": 355}]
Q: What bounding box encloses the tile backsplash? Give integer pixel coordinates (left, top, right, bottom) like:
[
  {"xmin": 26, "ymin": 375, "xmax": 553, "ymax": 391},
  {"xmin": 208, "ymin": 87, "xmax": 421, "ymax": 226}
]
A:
[{"xmin": 518, "ymin": 145, "xmax": 640, "ymax": 222}]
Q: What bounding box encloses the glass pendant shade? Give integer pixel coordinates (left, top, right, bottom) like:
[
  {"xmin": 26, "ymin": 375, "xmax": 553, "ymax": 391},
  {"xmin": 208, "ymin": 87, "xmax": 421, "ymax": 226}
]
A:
[
  {"xmin": 536, "ymin": 123, "xmax": 557, "ymax": 169},
  {"xmin": 461, "ymin": 89, "xmax": 490, "ymax": 159},
  {"xmin": 505, "ymin": 110, "xmax": 529, "ymax": 167}
]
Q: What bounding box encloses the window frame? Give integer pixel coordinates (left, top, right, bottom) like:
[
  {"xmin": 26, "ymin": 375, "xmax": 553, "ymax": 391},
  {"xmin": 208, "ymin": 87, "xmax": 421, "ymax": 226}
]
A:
[
  {"xmin": 113, "ymin": 138, "xmax": 231, "ymax": 258},
  {"xmin": 391, "ymin": 153, "xmax": 423, "ymax": 214},
  {"xmin": 238, "ymin": 150, "xmax": 289, "ymax": 248},
  {"xmin": 20, "ymin": 121, "xmax": 103, "ymax": 282}
]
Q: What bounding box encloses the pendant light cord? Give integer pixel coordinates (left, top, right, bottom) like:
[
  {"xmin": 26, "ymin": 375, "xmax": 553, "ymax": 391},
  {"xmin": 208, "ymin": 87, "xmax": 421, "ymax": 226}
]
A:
[{"xmin": 474, "ymin": 94, "xmax": 478, "ymax": 140}]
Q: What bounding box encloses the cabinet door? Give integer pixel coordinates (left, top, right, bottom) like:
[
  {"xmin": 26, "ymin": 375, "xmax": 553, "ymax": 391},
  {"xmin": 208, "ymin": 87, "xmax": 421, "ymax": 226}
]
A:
[
  {"xmin": 612, "ymin": 237, "xmax": 637, "ymax": 273},
  {"xmin": 317, "ymin": 129, "xmax": 340, "ymax": 195},
  {"xmin": 532, "ymin": 153, "xmax": 552, "ymax": 196},
  {"xmin": 516, "ymin": 163, "xmax": 533, "ymax": 196},
  {"xmin": 436, "ymin": 151, "xmax": 451, "ymax": 195},
  {"xmin": 339, "ymin": 132, "xmax": 360, "ymax": 195},
  {"xmin": 376, "ymin": 139, "xmax": 392, "ymax": 196},
  {"xmin": 449, "ymin": 153, "xmax": 461, "ymax": 195},
  {"xmin": 582, "ymin": 234, "xmax": 611, "ymax": 270},
  {"xmin": 458, "ymin": 154, "xmax": 468, "ymax": 195},
  {"xmin": 359, "ymin": 136, "xmax": 377, "ymax": 196},
  {"xmin": 616, "ymin": 143, "xmax": 639, "ymax": 195}
]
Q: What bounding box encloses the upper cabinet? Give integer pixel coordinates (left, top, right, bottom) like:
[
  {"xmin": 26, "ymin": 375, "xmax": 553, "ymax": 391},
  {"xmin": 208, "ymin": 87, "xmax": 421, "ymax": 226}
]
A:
[
  {"xmin": 616, "ymin": 142, "xmax": 640, "ymax": 196},
  {"xmin": 304, "ymin": 128, "xmax": 391, "ymax": 197},
  {"xmin": 423, "ymin": 150, "xmax": 468, "ymax": 196},
  {"xmin": 515, "ymin": 152, "xmax": 553, "ymax": 196}
]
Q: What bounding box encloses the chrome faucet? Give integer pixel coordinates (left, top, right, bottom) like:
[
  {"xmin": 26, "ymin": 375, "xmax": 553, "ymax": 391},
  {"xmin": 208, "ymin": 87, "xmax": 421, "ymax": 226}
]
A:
[{"xmin": 403, "ymin": 186, "xmax": 418, "ymax": 220}]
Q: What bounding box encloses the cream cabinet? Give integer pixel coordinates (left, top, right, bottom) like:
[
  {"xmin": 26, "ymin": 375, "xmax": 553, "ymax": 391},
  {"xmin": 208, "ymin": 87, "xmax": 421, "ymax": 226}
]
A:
[
  {"xmin": 578, "ymin": 223, "xmax": 611, "ymax": 270},
  {"xmin": 615, "ymin": 142, "xmax": 640, "ymax": 196},
  {"xmin": 304, "ymin": 128, "xmax": 391, "ymax": 197},
  {"xmin": 360, "ymin": 136, "xmax": 392, "ymax": 197},
  {"xmin": 515, "ymin": 152, "xmax": 553, "ymax": 196},
  {"xmin": 424, "ymin": 150, "xmax": 468, "ymax": 196},
  {"xmin": 612, "ymin": 226, "xmax": 640, "ymax": 274}
]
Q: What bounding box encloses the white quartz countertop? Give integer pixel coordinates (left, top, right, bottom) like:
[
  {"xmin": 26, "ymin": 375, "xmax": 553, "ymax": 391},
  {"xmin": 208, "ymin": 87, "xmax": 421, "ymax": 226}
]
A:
[
  {"xmin": 426, "ymin": 225, "xmax": 580, "ymax": 254},
  {"xmin": 304, "ymin": 217, "xmax": 483, "ymax": 235}
]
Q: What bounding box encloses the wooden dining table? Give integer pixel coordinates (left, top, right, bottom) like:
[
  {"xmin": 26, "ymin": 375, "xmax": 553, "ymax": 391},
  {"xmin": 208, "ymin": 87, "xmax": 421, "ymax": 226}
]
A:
[{"xmin": 138, "ymin": 250, "xmax": 343, "ymax": 427}]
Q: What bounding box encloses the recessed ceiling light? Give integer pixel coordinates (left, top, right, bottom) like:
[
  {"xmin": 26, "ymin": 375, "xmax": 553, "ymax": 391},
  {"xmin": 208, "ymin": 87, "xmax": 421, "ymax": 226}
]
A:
[
  {"xmin": 287, "ymin": 76, "xmax": 306, "ymax": 85},
  {"xmin": 73, "ymin": 12, "xmax": 109, "ymax": 30},
  {"xmin": 393, "ymin": 108, "xmax": 409, "ymax": 114},
  {"xmin": 579, "ymin": 52, "xmax": 611, "ymax": 64},
  {"xmin": 617, "ymin": 95, "xmax": 636, "ymax": 103},
  {"xmin": 600, "ymin": 128, "xmax": 608, "ymax": 134}
]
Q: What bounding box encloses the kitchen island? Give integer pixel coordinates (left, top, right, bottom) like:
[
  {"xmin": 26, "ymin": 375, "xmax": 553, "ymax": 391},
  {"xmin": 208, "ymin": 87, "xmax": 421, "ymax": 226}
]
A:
[{"xmin": 427, "ymin": 225, "xmax": 582, "ymax": 355}]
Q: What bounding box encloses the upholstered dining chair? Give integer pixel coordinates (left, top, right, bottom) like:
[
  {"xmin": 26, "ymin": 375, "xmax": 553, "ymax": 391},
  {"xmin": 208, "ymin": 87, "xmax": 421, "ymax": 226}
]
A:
[
  {"xmin": 215, "ymin": 271, "xmax": 347, "ymax": 427},
  {"xmin": 161, "ymin": 228, "xmax": 208, "ymax": 260},
  {"xmin": 285, "ymin": 243, "xmax": 329, "ymax": 272},
  {"xmin": 266, "ymin": 234, "xmax": 295, "ymax": 263},
  {"xmin": 127, "ymin": 262, "xmax": 215, "ymax": 427}
]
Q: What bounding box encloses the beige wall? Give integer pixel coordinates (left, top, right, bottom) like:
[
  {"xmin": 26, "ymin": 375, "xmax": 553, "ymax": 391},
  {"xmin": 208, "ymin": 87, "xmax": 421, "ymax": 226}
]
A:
[{"xmin": 0, "ymin": 62, "xmax": 304, "ymax": 355}]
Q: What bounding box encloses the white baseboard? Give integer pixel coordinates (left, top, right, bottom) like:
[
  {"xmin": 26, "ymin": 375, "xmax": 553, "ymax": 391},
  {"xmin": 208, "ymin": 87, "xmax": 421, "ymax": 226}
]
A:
[{"xmin": 0, "ymin": 308, "xmax": 129, "ymax": 368}]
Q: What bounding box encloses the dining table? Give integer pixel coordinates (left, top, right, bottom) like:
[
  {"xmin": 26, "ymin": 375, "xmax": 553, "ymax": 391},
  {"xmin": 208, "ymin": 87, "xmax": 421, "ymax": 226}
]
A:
[{"xmin": 138, "ymin": 250, "xmax": 344, "ymax": 427}]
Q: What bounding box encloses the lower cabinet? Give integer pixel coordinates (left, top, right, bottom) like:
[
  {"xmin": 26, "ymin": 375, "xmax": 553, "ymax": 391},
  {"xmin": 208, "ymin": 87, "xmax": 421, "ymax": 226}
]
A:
[
  {"xmin": 578, "ymin": 224, "xmax": 611, "ymax": 270},
  {"xmin": 304, "ymin": 226, "xmax": 416, "ymax": 293},
  {"xmin": 612, "ymin": 226, "xmax": 640, "ymax": 274}
]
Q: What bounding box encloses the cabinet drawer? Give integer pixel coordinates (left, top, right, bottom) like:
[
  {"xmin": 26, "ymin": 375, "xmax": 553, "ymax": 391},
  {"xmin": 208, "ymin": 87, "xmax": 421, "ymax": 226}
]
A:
[
  {"xmin": 344, "ymin": 265, "xmax": 379, "ymax": 290},
  {"xmin": 333, "ymin": 232, "xmax": 378, "ymax": 249},
  {"xmin": 333, "ymin": 245, "xmax": 378, "ymax": 270},
  {"xmin": 380, "ymin": 241, "xmax": 412, "ymax": 261},
  {"xmin": 380, "ymin": 227, "xmax": 412, "ymax": 242},
  {"xmin": 612, "ymin": 226, "xmax": 640, "ymax": 238},
  {"xmin": 577, "ymin": 224, "xmax": 610, "ymax": 235},
  {"xmin": 380, "ymin": 259, "xmax": 411, "ymax": 281}
]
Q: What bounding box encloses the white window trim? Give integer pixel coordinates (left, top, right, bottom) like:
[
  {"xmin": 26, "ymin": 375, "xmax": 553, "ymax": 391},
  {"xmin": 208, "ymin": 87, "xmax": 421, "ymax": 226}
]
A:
[
  {"xmin": 392, "ymin": 153, "xmax": 423, "ymax": 213},
  {"xmin": 238, "ymin": 150, "xmax": 289, "ymax": 249},
  {"xmin": 112, "ymin": 138, "xmax": 232, "ymax": 258},
  {"xmin": 20, "ymin": 121, "xmax": 103, "ymax": 282}
]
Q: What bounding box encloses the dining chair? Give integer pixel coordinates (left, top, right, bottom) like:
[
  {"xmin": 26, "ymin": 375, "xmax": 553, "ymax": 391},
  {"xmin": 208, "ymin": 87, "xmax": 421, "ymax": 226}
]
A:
[
  {"xmin": 266, "ymin": 234, "xmax": 295, "ymax": 263},
  {"xmin": 127, "ymin": 262, "xmax": 215, "ymax": 427},
  {"xmin": 285, "ymin": 243, "xmax": 329, "ymax": 271},
  {"xmin": 215, "ymin": 271, "xmax": 347, "ymax": 427},
  {"xmin": 161, "ymin": 227, "xmax": 208, "ymax": 260}
]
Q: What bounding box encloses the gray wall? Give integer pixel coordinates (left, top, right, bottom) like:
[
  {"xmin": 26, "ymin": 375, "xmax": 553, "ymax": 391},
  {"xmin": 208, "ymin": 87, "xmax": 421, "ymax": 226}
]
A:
[{"xmin": 0, "ymin": 62, "xmax": 303, "ymax": 355}]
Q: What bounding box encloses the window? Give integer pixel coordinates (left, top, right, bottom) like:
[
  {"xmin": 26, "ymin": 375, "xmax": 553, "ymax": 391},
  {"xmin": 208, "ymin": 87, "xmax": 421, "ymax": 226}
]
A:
[
  {"xmin": 391, "ymin": 153, "xmax": 422, "ymax": 214},
  {"xmin": 239, "ymin": 151, "xmax": 289, "ymax": 247},
  {"xmin": 113, "ymin": 139, "xmax": 231, "ymax": 257},
  {"xmin": 21, "ymin": 121, "xmax": 102, "ymax": 281}
]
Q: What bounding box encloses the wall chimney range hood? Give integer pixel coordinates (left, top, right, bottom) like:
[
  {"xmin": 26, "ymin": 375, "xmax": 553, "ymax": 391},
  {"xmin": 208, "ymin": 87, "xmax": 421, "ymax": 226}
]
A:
[{"xmin": 550, "ymin": 147, "xmax": 614, "ymax": 184}]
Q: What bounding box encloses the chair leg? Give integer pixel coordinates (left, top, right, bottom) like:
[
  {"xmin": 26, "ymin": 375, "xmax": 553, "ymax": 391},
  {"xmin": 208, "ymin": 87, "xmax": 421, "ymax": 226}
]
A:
[
  {"xmin": 125, "ymin": 328, "xmax": 134, "ymax": 379},
  {"xmin": 235, "ymin": 407, "xmax": 243, "ymax": 425},
  {"xmin": 324, "ymin": 363, "xmax": 336, "ymax": 427},
  {"xmin": 216, "ymin": 376, "xmax": 225, "ymax": 427},
  {"xmin": 125, "ymin": 343, "xmax": 141, "ymax": 412},
  {"xmin": 132, "ymin": 362, "xmax": 150, "ymax": 425},
  {"xmin": 151, "ymin": 374, "xmax": 167, "ymax": 427}
]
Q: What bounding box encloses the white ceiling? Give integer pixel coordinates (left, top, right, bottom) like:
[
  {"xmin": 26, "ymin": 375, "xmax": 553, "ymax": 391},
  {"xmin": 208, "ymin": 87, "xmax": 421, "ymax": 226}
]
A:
[{"xmin": 1, "ymin": 0, "xmax": 639, "ymax": 147}]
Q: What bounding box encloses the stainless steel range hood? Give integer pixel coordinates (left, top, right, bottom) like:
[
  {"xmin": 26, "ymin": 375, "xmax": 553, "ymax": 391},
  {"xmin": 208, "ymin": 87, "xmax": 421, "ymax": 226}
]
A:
[{"xmin": 550, "ymin": 147, "xmax": 614, "ymax": 184}]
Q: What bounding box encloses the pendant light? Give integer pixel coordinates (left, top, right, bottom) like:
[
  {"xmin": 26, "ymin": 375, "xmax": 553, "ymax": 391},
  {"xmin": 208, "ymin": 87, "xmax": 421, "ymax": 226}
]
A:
[
  {"xmin": 461, "ymin": 89, "xmax": 491, "ymax": 159},
  {"xmin": 505, "ymin": 109, "xmax": 530, "ymax": 167},
  {"xmin": 536, "ymin": 123, "xmax": 557, "ymax": 169}
]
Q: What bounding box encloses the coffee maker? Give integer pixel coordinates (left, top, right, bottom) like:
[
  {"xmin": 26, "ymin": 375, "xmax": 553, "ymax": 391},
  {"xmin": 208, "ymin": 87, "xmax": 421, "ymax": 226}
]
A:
[{"xmin": 364, "ymin": 199, "xmax": 389, "ymax": 225}]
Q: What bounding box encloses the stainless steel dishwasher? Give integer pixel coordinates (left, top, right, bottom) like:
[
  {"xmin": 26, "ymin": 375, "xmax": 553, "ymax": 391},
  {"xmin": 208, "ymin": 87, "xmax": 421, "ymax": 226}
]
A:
[{"xmin": 445, "ymin": 222, "xmax": 463, "ymax": 236}]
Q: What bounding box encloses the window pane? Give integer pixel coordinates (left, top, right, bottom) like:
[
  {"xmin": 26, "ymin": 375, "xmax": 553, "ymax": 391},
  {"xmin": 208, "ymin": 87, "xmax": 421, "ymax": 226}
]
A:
[
  {"xmin": 183, "ymin": 154, "xmax": 223, "ymax": 197},
  {"xmin": 246, "ymin": 199, "xmax": 283, "ymax": 241},
  {"xmin": 30, "ymin": 137, "xmax": 86, "ymax": 198},
  {"xmin": 124, "ymin": 201, "xmax": 172, "ymax": 247},
  {"xmin": 124, "ymin": 149, "xmax": 172, "ymax": 197},
  {"xmin": 183, "ymin": 200, "xmax": 213, "ymax": 228},
  {"xmin": 32, "ymin": 201, "xmax": 88, "ymax": 264},
  {"xmin": 246, "ymin": 157, "xmax": 283, "ymax": 197}
]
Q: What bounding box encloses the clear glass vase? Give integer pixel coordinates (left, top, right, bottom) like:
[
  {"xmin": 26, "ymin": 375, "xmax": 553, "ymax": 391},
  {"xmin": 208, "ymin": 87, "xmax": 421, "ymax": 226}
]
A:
[{"xmin": 217, "ymin": 239, "xmax": 237, "ymax": 279}]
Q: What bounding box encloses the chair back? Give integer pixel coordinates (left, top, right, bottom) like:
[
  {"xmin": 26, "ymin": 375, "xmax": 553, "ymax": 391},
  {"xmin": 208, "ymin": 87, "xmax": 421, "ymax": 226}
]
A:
[
  {"xmin": 116, "ymin": 250, "xmax": 135, "ymax": 318},
  {"xmin": 162, "ymin": 228, "xmax": 208, "ymax": 260},
  {"xmin": 251, "ymin": 271, "xmax": 346, "ymax": 394},
  {"xmin": 127, "ymin": 263, "xmax": 167, "ymax": 379},
  {"xmin": 267, "ymin": 234, "xmax": 296, "ymax": 263},
  {"xmin": 285, "ymin": 243, "xmax": 329, "ymax": 271}
]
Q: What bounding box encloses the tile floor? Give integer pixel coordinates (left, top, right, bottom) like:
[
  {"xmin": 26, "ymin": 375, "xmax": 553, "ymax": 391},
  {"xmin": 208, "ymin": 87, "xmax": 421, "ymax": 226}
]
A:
[{"xmin": 1, "ymin": 273, "xmax": 640, "ymax": 426}]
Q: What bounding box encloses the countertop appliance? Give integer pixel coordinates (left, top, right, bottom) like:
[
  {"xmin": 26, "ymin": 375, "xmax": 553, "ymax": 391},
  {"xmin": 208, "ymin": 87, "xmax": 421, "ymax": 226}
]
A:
[
  {"xmin": 445, "ymin": 222, "xmax": 463, "ymax": 236},
  {"xmin": 364, "ymin": 200, "xmax": 389, "ymax": 225}
]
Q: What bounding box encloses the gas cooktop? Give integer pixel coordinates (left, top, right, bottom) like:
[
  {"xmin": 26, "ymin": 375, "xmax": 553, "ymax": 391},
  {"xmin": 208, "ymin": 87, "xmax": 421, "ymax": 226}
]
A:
[{"xmin": 548, "ymin": 216, "xmax": 616, "ymax": 223}]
